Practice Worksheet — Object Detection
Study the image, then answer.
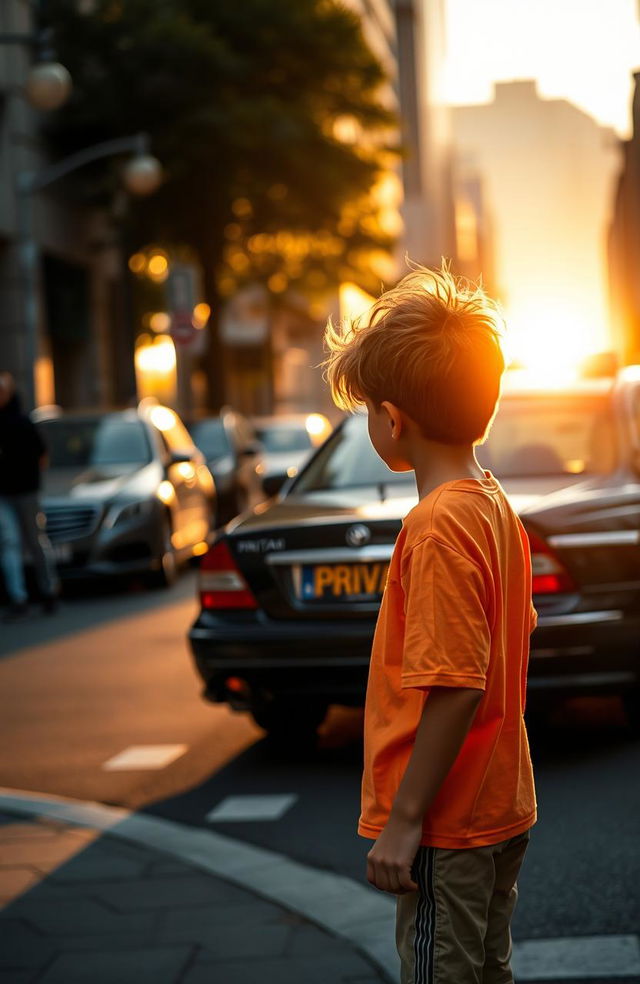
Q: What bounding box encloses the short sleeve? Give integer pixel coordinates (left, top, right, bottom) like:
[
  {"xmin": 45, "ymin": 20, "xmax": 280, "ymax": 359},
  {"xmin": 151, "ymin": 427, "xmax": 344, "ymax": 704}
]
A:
[{"xmin": 400, "ymin": 537, "xmax": 491, "ymax": 691}]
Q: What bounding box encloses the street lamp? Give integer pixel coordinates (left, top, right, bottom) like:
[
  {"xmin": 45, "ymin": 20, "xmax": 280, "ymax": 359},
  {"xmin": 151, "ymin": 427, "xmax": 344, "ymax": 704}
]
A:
[
  {"xmin": 0, "ymin": 25, "xmax": 72, "ymax": 111},
  {"xmin": 24, "ymin": 60, "xmax": 72, "ymax": 111},
  {"xmin": 123, "ymin": 153, "xmax": 163, "ymax": 197},
  {"xmin": 17, "ymin": 133, "xmax": 163, "ymax": 410}
]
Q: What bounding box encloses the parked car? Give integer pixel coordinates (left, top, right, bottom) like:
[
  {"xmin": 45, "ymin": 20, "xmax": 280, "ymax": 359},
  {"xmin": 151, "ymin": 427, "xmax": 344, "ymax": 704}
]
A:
[
  {"xmin": 36, "ymin": 403, "xmax": 215, "ymax": 587},
  {"xmin": 252, "ymin": 413, "xmax": 332, "ymax": 495},
  {"xmin": 189, "ymin": 368, "xmax": 640, "ymax": 739},
  {"xmin": 187, "ymin": 409, "xmax": 264, "ymax": 525}
]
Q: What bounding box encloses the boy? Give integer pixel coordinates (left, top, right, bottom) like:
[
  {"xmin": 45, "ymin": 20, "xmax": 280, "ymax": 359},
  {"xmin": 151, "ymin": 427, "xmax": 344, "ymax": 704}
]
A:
[{"xmin": 324, "ymin": 265, "xmax": 536, "ymax": 984}]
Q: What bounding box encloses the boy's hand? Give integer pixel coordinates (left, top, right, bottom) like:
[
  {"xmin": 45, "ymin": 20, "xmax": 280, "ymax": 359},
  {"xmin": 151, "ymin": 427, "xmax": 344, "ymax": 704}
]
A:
[{"xmin": 366, "ymin": 815, "xmax": 421, "ymax": 895}]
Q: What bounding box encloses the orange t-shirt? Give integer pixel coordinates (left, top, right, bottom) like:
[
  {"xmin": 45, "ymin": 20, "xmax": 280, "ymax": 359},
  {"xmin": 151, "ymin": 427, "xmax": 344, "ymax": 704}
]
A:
[{"xmin": 358, "ymin": 472, "xmax": 537, "ymax": 849}]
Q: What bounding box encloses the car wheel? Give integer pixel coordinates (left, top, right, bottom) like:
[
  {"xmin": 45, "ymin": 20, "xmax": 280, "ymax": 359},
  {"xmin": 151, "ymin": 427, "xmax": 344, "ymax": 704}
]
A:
[
  {"xmin": 622, "ymin": 688, "xmax": 640, "ymax": 737},
  {"xmin": 251, "ymin": 699, "xmax": 329, "ymax": 744},
  {"xmin": 147, "ymin": 515, "xmax": 177, "ymax": 589}
]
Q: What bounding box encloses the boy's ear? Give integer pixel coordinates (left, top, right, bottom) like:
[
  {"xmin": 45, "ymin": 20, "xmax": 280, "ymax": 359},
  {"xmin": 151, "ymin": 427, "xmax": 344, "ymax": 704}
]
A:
[{"xmin": 380, "ymin": 401, "xmax": 404, "ymax": 440}]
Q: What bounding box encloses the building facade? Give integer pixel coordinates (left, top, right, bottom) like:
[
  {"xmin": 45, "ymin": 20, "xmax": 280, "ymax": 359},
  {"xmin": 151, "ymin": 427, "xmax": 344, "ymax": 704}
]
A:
[
  {"xmin": 0, "ymin": 0, "xmax": 129, "ymax": 411},
  {"xmin": 608, "ymin": 72, "xmax": 640, "ymax": 364},
  {"xmin": 452, "ymin": 80, "xmax": 621, "ymax": 366}
]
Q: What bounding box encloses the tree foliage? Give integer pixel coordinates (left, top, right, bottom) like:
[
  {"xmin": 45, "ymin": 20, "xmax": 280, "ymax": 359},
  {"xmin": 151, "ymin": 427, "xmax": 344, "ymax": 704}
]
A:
[{"xmin": 46, "ymin": 0, "xmax": 400, "ymax": 299}]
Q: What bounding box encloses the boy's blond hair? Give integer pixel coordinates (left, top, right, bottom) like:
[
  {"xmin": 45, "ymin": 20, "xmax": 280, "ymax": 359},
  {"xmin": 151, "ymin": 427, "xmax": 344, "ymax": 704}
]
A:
[{"xmin": 324, "ymin": 263, "xmax": 505, "ymax": 445}]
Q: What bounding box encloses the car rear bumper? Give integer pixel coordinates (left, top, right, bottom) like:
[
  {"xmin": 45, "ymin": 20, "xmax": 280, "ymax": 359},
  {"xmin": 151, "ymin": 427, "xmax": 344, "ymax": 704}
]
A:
[
  {"xmin": 189, "ymin": 612, "xmax": 371, "ymax": 705},
  {"xmin": 189, "ymin": 607, "xmax": 640, "ymax": 708},
  {"xmin": 528, "ymin": 608, "xmax": 640, "ymax": 700}
]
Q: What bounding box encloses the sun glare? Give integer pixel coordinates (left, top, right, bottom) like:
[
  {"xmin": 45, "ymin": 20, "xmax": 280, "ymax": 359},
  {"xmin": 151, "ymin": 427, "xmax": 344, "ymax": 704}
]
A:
[{"xmin": 503, "ymin": 298, "xmax": 608, "ymax": 383}]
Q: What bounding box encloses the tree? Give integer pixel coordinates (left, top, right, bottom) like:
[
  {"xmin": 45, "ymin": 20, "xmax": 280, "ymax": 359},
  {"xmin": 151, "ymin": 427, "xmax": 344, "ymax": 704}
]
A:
[{"xmin": 46, "ymin": 0, "xmax": 399, "ymax": 406}]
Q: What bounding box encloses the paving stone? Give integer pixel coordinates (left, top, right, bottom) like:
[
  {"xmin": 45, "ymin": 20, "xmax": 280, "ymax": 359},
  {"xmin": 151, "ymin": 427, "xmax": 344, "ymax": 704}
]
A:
[
  {"xmin": 0, "ymin": 834, "xmax": 96, "ymax": 867},
  {"xmin": 38, "ymin": 945, "xmax": 193, "ymax": 984},
  {"xmin": 94, "ymin": 874, "xmax": 249, "ymax": 911},
  {"xmin": 40, "ymin": 931, "xmax": 162, "ymax": 953},
  {"xmin": 182, "ymin": 951, "xmax": 381, "ymax": 984},
  {"xmin": 159, "ymin": 900, "xmax": 286, "ymax": 936},
  {"xmin": 43, "ymin": 851, "xmax": 148, "ymax": 883},
  {"xmin": 167, "ymin": 920, "xmax": 291, "ymax": 961},
  {"xmin": 0, "ymin": 971, "xmax": 37, "ymax": 983},
  {"xmin": 8, "ymin": 897, "xmax": 156, "ymax": 936},
  {"xmin": 0, "ymin": 823, "xmax": 62, "ymax": 841},
  {"xmin": 145, "ymin": 859, "xmax": 195, "ymax": 877},
  {"xmin": 0, "ymin": 917, "xmax": 55, "ymax": 969},
  {"xmin": 286, "ymin": 921, "xmax": 352, "ymax": 956},
  {"xmin": 0, "ymin": 866, "xmax": 42, "ymax": 905}
]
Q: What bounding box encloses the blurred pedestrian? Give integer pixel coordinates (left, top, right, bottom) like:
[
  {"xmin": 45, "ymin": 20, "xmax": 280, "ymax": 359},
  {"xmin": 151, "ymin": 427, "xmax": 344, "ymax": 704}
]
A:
[
  {"xmin": 0, "ymin": 372, "xmax": 59, "ymax": 620},
  {"xmin": 324, "ymin": 264, "xmax": 536, "ymax": 984}
]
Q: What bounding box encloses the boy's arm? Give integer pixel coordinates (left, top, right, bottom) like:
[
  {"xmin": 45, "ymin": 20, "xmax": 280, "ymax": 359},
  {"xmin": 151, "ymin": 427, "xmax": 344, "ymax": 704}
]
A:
[{"xmin": 367, "ymin": 685, "xmax": 483, "ymax": 895}]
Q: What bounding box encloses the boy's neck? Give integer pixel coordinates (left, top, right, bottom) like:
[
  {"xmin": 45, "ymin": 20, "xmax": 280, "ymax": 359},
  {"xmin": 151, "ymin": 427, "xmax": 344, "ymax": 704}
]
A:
[{"xmin": 410, "ymin": 440, "xmax": 487, "ymax": 501}]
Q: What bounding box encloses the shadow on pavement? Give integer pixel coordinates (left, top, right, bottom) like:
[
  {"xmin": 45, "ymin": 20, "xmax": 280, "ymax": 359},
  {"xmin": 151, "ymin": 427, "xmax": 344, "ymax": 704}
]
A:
[{"xmin": 0, "ymin": 569, "xmax": 198, "ymax": 658}]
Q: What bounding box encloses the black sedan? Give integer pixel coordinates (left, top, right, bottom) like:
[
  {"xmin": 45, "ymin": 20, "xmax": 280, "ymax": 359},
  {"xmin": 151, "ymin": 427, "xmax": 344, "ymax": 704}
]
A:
[
  {"xmin": 37, "ymin": 403, "xmax": 215, "ymax": 587},
  {"xmin": 189, "ymin": 368, "xmax": 640, "ymax": 739}
]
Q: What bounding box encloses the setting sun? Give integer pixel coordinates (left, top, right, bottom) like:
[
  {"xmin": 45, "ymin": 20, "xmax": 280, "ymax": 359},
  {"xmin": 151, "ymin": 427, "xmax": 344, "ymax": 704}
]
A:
[{"xmin": 503, "ymin": 298, "xmax": 608, "ymax": 377}]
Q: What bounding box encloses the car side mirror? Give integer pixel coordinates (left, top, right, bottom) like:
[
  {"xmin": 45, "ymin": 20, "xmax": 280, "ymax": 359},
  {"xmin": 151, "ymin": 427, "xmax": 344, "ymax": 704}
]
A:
[{"xmin": 262, "ymin": 472, "xmax": 288, "ymax": 497}]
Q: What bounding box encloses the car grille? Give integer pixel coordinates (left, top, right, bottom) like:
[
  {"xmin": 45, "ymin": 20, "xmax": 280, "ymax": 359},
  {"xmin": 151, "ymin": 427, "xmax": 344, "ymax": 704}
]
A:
[{"xmin": 43, "ymin": 504, "xmax": 101, "ymax": 542}]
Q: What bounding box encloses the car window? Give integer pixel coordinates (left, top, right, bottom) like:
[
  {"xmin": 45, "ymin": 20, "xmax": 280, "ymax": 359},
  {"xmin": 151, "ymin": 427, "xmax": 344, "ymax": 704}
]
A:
[
  {"xmin": 477, "ymin": 395, "xmax": 617, "ymax": 476},
  {"xmin": 189, "ymin": 419, "xmax": 232, "ymax": 459},
  {"xmin": 255, "ymin": 425, "xmax": 311, "ymax": 453},
  {"xmin": 292, "ymin": 415, "xmax": 413, "ymax": 491},
  {"xmin": 39, "ymin": 419, "xmax": 151, "ymax": 468}
]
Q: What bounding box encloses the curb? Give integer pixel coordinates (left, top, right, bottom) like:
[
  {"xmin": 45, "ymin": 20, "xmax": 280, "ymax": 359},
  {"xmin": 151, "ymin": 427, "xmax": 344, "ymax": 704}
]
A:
[{"xmin": 0, "ymin": 787, "xmax": 398, "ymax": 982}]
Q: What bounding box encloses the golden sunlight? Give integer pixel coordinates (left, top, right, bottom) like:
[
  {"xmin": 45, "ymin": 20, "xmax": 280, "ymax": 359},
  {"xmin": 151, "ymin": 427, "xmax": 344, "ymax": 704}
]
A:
[{"xmin": 503, "ymin": 296, "xmax": 608, "ymax": 379}]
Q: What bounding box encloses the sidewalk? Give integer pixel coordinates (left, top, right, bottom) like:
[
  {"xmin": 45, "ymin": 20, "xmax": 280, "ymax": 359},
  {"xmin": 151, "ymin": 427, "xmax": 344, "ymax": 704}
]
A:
[
  {"xmin": 0, "ymin": 804, "xmax": 389, "ymax": 984},
  {"xmin": 2, "ymin": 790, "xmax": 640, "ymax": 984}
]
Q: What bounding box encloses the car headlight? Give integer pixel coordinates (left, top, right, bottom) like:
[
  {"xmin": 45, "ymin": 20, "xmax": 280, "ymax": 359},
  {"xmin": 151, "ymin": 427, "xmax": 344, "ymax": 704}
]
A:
[{"xmin": 104, "ymin": 499, "xmax": 154, "ymax": 529}]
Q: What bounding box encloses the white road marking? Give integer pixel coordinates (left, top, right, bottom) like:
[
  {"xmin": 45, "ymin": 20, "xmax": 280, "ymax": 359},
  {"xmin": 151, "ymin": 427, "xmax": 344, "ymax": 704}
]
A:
[
  {"xmin": 512, "ymin": 934, "xmax": 640, "ymax": 980},
  {"xmin": 206, "ymin": 794, "xmax": 298, "ymax": 822},
  {"xmin": 102, "ymin": 744, "xmax": 188, "ymax": 771}
]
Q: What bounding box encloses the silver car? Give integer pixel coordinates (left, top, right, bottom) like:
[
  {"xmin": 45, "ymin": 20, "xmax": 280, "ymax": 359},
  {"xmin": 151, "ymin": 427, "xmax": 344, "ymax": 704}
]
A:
[{"xmin": 36, "ymin": 403, "xmax": 215, "ymax": 587}]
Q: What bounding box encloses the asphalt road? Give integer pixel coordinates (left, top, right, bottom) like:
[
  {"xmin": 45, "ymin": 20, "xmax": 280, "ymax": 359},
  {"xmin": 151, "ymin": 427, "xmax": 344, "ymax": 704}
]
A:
[{"xmin": 1, "ymin": 573, "xmax": 639, "ymax": 963}]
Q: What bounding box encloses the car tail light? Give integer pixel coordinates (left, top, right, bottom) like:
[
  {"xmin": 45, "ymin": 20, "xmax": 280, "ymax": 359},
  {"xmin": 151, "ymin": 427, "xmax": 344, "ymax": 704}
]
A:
[
  {"xmin": 199, "ymin": 540, "xmax": 257, "ymax": 610},
  {"xmin": 527, "ymin": 529, "xmax": 576, "ymax": 595}
]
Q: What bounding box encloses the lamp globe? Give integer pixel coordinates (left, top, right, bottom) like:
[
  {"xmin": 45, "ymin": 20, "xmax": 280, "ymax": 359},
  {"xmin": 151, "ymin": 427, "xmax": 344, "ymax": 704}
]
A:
[
  {"xmin": 25, "ymin": 62, "xmax": 72, "ymax": 111},
  {"xmin": 123, "ymin": 155, "xmax": 163, "ymax": 196}
]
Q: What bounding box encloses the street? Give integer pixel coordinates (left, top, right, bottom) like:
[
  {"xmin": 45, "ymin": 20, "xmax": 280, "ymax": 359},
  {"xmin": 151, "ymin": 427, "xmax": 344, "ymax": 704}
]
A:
[{"xmin": 0, "ymin": 571, "xmax": 639, "ymax": 983}]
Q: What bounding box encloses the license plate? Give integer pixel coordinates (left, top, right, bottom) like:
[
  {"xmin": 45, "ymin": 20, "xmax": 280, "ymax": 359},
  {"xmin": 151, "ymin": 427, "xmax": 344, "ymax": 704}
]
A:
[
  {"xmin": 298, "ymin": 563, "xmax": 388, "ymax": 601},
  {"xmin": 51, "ymin": 543, "xmax": 72, "ymax": 563}
]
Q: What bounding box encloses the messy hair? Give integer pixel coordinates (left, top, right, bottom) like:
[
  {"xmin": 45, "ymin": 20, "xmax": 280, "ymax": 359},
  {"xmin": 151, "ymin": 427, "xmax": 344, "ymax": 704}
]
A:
[{"xmin": 323, "ymin": 263, "xmax": 505, "ymax": 444}]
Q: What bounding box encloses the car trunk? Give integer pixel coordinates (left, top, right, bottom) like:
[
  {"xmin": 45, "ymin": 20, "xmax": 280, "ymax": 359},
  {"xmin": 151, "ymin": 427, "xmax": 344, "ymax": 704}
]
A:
[
  {"xmin": 227, "ymin": 489, "xmax": 411, "ymax": 619},
  {"xmin": 226, "ymin": 474, "xmax": 640, "ymax": 619}
]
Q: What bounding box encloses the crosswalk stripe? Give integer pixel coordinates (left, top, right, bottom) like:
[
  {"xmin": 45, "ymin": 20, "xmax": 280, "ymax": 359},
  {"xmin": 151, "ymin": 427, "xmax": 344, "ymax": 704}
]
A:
[
  {"xmin": 102, "ymin": 744, "xmax": 188, "ymax": 771},
  {"xmin": 206, "ymin": 794, "xmax": 298, "ymax": 822},
  {"xmin": 512, "ymin": 934, "xmax": 640, "ymax": 980}
]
